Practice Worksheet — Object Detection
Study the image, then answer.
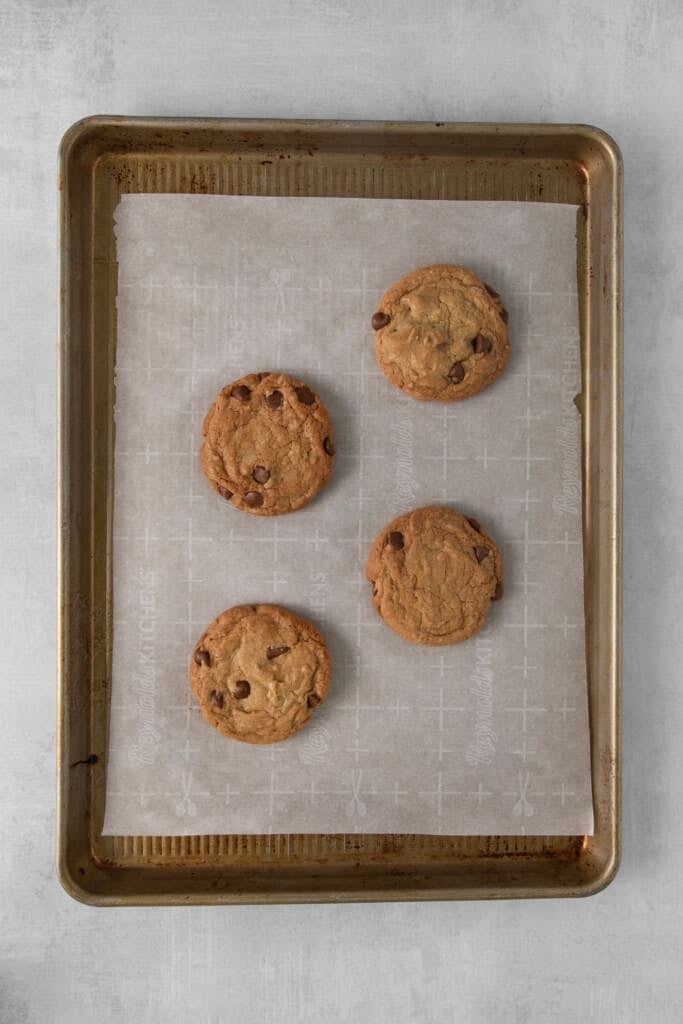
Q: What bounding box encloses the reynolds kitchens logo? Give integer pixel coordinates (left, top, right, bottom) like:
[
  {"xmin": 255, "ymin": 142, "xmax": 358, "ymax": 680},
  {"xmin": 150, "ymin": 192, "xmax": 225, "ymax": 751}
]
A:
[
  {"xmin": 391, "ymin": 416, "xmax": 418, "ymax": 511},
  {"xmin": 465, "ymin": 633, "xmax": 497, "ymax": 767},
  {"xmin": 298, "ymin": 724, "xmax": 331, "ymax": 767},
  {"xmin": 309, "ymin": 571, "xmax": 328, "ymax": 616},
  {"xmin": 128, "ymin": 568, "xmax": 161, "ymax": 767},
  {"xmin": 552, "ymin": 340, "xmax": 581, "ymax": 518}
]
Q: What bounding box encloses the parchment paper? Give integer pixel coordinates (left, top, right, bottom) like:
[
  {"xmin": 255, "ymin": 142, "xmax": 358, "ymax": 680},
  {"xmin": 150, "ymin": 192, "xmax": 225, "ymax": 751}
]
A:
[{"xmin": 103, "ymin": 195, "xmax": 593, "ymax": 836}]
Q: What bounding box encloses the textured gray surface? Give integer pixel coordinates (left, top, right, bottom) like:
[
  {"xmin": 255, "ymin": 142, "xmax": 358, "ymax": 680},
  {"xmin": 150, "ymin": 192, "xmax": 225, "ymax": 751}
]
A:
[{"xmin": 0, "ymin": 0, "xmax": 681, "ymax": 1021}]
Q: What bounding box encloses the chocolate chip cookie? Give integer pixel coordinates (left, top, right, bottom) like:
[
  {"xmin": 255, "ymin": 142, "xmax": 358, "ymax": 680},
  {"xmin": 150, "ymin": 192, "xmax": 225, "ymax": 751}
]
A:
[
  {"xmin": 371, "ymin": 264, "xmax": 510, "ymax": 401},
  {"xmin": 366, "ymin": 506, "xmax": 503, "ymax": 645},
  {"xmin": 200, "ymin": 372, "xmax": 335, "ymax": 515},
  {"xmin": 191, "ymin": 604, "xmax": 331, "ymax": 744}
]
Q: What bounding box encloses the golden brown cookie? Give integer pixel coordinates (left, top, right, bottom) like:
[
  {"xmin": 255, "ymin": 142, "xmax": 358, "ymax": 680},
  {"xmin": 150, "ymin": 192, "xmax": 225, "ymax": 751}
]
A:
[
  {"xmin": 365, "ymin": 506, "xmax": 503, "ymax": 646},
  {"xmin": 200, "ymin": 372, "xmax": 335, "ymax": 515},
  {"xmin": 191, "ymin": 604, "xmax": 331, "ymax": 744},
  {"xmin": 371, "ymin": 264, "xmax": 510, "ymax": 401}
]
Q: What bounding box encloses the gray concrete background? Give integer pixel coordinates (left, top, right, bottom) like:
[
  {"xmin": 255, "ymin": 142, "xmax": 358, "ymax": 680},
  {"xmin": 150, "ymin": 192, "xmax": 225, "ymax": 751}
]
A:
[{"xmin": 1, "ymin": 1, "xmax": 680, "ymax": 1021}]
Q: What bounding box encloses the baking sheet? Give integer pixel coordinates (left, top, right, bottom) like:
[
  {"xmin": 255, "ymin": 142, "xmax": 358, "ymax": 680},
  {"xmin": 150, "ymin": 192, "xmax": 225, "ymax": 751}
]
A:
[{"xmin": 103, "ymin": 195, "xmax": 593, "ymax": 836}]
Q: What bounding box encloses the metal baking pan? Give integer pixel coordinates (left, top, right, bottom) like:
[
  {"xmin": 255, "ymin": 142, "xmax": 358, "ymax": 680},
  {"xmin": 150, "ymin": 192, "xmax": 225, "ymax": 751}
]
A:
[{"xmin": 58, "ymin": 117, "xmax": 621, "ymax": 904}]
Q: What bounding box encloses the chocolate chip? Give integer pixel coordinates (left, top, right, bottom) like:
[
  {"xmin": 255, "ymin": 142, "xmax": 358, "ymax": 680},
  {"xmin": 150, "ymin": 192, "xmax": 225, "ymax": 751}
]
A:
[
  {"xmin": 209, "ymin": 689, "xmax": 224, "ymax": 708},
  {"xmin": 447, "ymin": 361, "xmax": 465, "ymax": 384},
  {"xmin": 467, "ymin": 517, "xmax": 482, "ymax": 533},
  {"xmin": 484, "ymin": 284, "xmax": 500, "ymax": 299},
  {"xmin": 194, "ymin": 647, "xmax": 211, "ymax": 666},
  {"xmin": 233, "ymin": 679, "xmax": 251, "ymax": 699},
  {"xmin": 500, "ymin": 308, "xmax": 509, "ymax": 324},
  {"xmin": 295, "ymin": 385, "xmax": 315, "ymax": 405},
  {"xmin": 493, "ymin": 581, "xmax": 503, "ymax": 601},
  {"xmin": 266, "ymin": 389, "xmax": 283, "ymax": 409},
  {"xmin": 244, "ymin": 491, "xmax": 264, "ymax": 508},
  {"xmin": 371, "ymin": 582, "xmax": 378, "ymax": 596},
  {"xmin": 307, "ymin": 693, "xmax": 321, "ymax": 708},
  {"xmin": 218, "ymin": 485, "xmax": 233, "ymax": 500},
  {"xmin": 474, "ymin": 546, "xmax": 490, "ymax": 563},
  {"xmin": 388, "ymin": 531, "xmax": 404, "ymax": 551},
  {"xmin": 266, "ymin": 645, "xmax": 290, "ymax": 660},
  {"xmin": 323, "ymin": 436, "xmax": 335, "ymax": 456},
  {"xmin": 233, "ymin": 384, "xmax": 251, "ymax": 402},
  {"xmin": 252, "ymin": 465, "xmax": 270, "ymax": 484},
  {"xmin": 257, "ymin": 372, "xmax": 269, "ymax": 381},
  {"xmin": 371, "ymin": 311, "xmax": 391, "ymax": 330},
  {"xmin": 472, "ymin": 334, "xmax": 492, "ymax": 354}
]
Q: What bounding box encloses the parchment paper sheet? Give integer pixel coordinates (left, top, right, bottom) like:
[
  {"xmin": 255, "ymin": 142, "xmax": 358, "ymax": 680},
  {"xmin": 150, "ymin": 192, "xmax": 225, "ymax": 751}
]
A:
[{"xmin": 103, "ymin": 195, "xmax": 593, "ymax": 836}]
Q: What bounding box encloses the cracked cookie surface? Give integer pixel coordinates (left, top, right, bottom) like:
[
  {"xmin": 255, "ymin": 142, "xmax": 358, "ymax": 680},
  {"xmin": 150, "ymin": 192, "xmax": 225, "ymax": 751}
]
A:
[
  {"xmin": 191, "ymin": 604, "xmax": 331, "ymax": 744},
  {"xmin": 371, "ymin": 264, "xmax": 510, "ymax": 401},
  {"xmin": 365, "ymin": 506, "xmax": 503, "ymax": 645},
  {"xmin": 200, "ymin": 372, "xmax": 335, "ymax": 515}
]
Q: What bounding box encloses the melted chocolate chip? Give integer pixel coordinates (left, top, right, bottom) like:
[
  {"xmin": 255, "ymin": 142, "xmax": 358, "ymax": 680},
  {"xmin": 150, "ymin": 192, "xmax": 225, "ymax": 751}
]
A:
[
  {"xmin": 388, "ymin": 531, "xmax": 404, "ymax": 551},
  {"xmin": 484, "ymin": 283, "xmax": 500, "ymax": 300},
  {"xmin": 209, "ymin": 689, "xmax": 224, "ymax": 708},
  {"xmin": 493, "ymin": 581, "xmax": 503, "ymax": 601},
  {"xmin": 467, "ymin": 517, "xmax": 482, "ymax": 533},
  {"xmin": 474, "ymin": 546, "xmax": 490, "ymax": 563},
  {"xmin": 266, "ymin": 389, "xmax": 283, "ymax": 409},
  {"xmin": 218, "ymin": 486, "xmax": 233, "ymax": 500},
  {"xmin": 323, "ymin": 436, "xmax": 335, "ymax": 456},
  {"xmin": 295, "ymin": 385, "xmax": 315, "ymax": 405},
  {"xmin": 244, "ymin": 491, "xmax": 264, "ymax": 508},
  {"xmin": 233, "ymin": 679, "xmax": 251, "ymax": 699},
  {"xmin": 472, "ymin": 334, "xmax": 492, "ymax": 354},
  {"xmin": 252, "ymin": 465, "xmax": 270, "ymax": 484},
  {"xmin": 257, "ymin": 372, "xmax": 269, "ymax": 381},
  {"xmin": 194, "ymin": 647, "xmax": 211, "ymax": 667},
  {"xmin": 371, "ymin": 311, "xmax": 391, "ymax": 330},
  {"xmin": 500, "ymin": 308, "xmax": 509, "ymax": 324},
  {"xmin": 307, "ymin": 693, "xmax": 322, "ymax": 708},
  {"xmin": 266, "ymin": 645, "xmax": 290, "ymax": 660},
  {"xmin": 447, "ymin": 361, "xmax": 465, "ymax": 384},
  {"xmin": 233, "ymin": 384, "xmax": 251, "ymax": 402}
]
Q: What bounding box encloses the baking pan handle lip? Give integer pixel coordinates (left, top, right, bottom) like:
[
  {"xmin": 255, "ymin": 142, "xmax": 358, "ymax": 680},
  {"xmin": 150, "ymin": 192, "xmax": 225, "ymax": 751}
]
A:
[
  {"xmin": 569, "ymin": 123, "xmax": 623, "ymax": 175},
  {"xmin": 57, "ymin": 118, "xmax": 624, "ymax": 185},
  {"xmin": 56, "ymin": 849, "xmax": 104, "ymax": 907},
  {"xmin": 574, "ymin": 840, "xmax": 621, "ymax": 899},
  {"xmin": 58, "ymin": 115, "xmax": 130, "ymax": 173},
  {"xmin": 59, "ymin": 115, "xmax": 103, "ymax": 168}
]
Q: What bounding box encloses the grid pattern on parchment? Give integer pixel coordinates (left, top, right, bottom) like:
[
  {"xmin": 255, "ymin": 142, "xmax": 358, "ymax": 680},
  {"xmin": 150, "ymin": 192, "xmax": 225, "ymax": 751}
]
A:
[{"xmin": 104, "ymin": 195, "xmax": 593, "ymax": 837}]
